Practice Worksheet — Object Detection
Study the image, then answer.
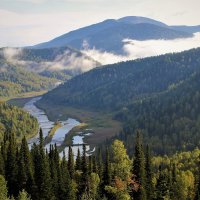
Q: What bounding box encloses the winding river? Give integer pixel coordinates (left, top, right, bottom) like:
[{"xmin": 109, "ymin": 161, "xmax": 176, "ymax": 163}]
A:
[{"xmin": 23, "ymin": 97, "xmax": 94, "ymax": 157}]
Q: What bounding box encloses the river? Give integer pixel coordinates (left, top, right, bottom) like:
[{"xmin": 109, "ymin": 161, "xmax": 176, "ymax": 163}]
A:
[{"xmin": 23, "ymin": 97, "xmax": 94, "ymax": 157}]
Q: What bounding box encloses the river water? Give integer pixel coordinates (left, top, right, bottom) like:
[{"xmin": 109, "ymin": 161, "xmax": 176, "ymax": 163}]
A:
[{"xmin": 23, "ymin": 97, "xmax": 94, "ymax": 157}]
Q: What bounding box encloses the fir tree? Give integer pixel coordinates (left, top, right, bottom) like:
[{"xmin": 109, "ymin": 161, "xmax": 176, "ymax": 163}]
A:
[
  {"xmin": 5, "ymin": 133, "xmax": 18, "ymax": 197},
  {"xmin": 68, "ymin": 146, "xmax": 75, "ymax": 179},
  {"xmin": 156, "ymin": 166, "xmax": 169, "ymax": 200},
  {"xmin": 75, "ymin": 148, "xmax": 81, "ymax": 171},
  {"xmin": 133, "ymin": 131, "xmax": 147, "ymax": 200},
  {"xmin": 103, "ymin": 147, "xmax": 111, "ymax": 186},
  {"xmin": 145, "ymin": 145, "xmax": 153, "ymax": 200}
]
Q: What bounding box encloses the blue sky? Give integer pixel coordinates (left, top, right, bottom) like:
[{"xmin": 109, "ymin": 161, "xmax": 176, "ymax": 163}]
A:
[{"xmin": 0, "ymin": 0, "xmax": 200, "ymax": 47}]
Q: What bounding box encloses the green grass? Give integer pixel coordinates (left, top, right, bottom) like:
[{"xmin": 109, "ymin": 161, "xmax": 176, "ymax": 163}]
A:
[
  {"xmin": 44, "ymin": 122, "xmax": 62, "ymax": 145},
  {"xmin": 7, "ymin": 90, "xmax": 47, "ymax": 107}
]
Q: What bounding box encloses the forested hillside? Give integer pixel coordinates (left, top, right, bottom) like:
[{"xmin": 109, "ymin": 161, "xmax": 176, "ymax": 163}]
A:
[
  {"xmin": 0, "ymin": 102, "xmax": 38, "ymax": 142},
  {"xmin": 116, "ymin": 72, "xmax": 200, "ymax": 154},
  {"xmin": 0, "ymin": 61, "xmax": 58, "ymax": 98},
  {"xmin": 0, "ymin": 46, "xmax": 100, "ymax": 79},
  {"xmin": 39, "ymin": 48, "xmax": 200, "ymax": 110}
]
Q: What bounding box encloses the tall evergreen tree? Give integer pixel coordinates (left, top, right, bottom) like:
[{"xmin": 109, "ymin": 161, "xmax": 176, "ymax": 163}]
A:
[
  {"xmin": 75, "ymin": 148, "xmax": 81, "ymax": 171},
  {"xmin": 156, "ymin": 166, "xmax": 169, "ymax": 200},
  {"xmin": 80, "ymin": 144, "xmax": 89, "ymax": 195},
  {"xmin": 59, "ymin": 152, "xmax": 76, "ymax": 200},
  {"xmin": 5, "ymin": 133, "xmax": 18, "ymax": 197},
  {"xmin": 34, "ymin": 129, "xmax": 54, "ymax": 200},
  {"xmin": 145, "ymin": 145, "xmax": 153, "ymax": 200},
  {"xmin": 18, "ymin": 136, "xmax": 36, "ymax": 198},
  {"xmin": 133, "ymin": 131, "xmax": 147, "ymax": 200},
  {"xmin": 68, "ymin": 146, "xmax": 75, "ymax": 179},
  {"xmin": 103, "ymin": 147, "xmax": 111, "ymax": 186}
]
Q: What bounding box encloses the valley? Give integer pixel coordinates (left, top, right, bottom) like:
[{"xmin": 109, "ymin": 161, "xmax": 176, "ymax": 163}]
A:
[{"xmin": 1, "ymin": 9, "xmax": 200, "ymax": 199}]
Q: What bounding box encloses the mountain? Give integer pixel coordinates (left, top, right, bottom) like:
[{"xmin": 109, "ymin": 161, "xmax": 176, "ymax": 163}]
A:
[
  {"xmin": 33, "ymin": 16, "xmax": 198, "ymax": 54},
  {"xmin": 0, "ymin": 46, "xmax": 100, "ymax": 79},
  {"xmin": 171, "ymin": 25, "xmax": 200, "ymax": 33}
]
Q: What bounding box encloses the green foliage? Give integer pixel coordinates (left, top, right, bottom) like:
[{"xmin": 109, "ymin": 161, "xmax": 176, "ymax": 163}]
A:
[
  {"xmin": 0, "ymin": 175, "xmax": 8, "ymax": 200},
  {"xmin": 17, "ymin": 189, "xmax": 31, "ymax": 200},
  {"xmin": 40, "ymin": 48, "xmax": 200, "ymax": 111},
  {"xmin": 0, "ymin": 61, "xmax": 57, "ymax": 98},
  {"xmin": 0, "ymin": 102, "xmax": 38, "ymax": 142}
]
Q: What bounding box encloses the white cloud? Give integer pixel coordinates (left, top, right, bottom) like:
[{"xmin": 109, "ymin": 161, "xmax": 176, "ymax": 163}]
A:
[{"xmin": 83, "ymin": 32, "xmax": 200, "ymax": 65}]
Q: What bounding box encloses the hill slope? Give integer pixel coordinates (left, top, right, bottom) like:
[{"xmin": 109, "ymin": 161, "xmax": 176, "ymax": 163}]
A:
[
  {"xmin": 0, "ymin": 61, "xmax": 58, "ymax": 99},
  {"xmin": 38, "ymin": 48, "xmax": 200, "ymax": 111},
  {"xmin": 0, "ymin": 102, "xmax": 38, "ymax": 142},
  {"xmin": 0, "ymin": 46, "xmax": 100, "ymax": 78},
  {"xmin": 34, "ymin": 16, "xmax": 194, "ymax": 53}
]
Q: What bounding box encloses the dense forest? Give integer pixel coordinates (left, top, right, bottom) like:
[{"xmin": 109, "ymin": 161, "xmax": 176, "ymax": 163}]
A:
[
  {"xmin": 0, "ymin": 61, "xmax": 58, "ymax": 98},
  {"xmin": 0, "ymin": 130, "xmax": 200, "ymax": 200},
  {"xmin": 0, "ymin": 102, "xmax": 38, "ymax": 142},
  {"xmin": 115, "ymin": 72, "xmax": 200, "ymax": 155},
  {"xmin": 39, "ymin": 48, "xmax": 200, "ymax": 110}
]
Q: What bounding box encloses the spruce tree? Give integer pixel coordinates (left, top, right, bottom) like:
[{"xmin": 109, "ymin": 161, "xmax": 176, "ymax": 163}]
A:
[
  {"xmin": 34, "ymin": 129, "xmax": 54, "ymax": 200},
  {"xmin": 59, "ymin": 153, "xmax": 76, "ymax": 200},
  {"xmin": 68, "ymin": 146, "xmax": 75, "ymax": 179},
  {"xmin": 75, "ymin": 148, "xmax": 81, "ymax": 171},
  {"xmin": 103, "ymin": 147, "xmax": 111, "ymax": 186},
  {"xmin": 133, "ymin": 131, "xmax": 147, "ymax": 200},
  {"xmin": 156, "ymin": 166, "xmax": 169, "ymax": 200},
  {"xmin": 0, "ymin": 148, "xmax": 4, "ymax": 176},
  {"xmin": 80, "ymin": 144, "xmax": 89, "ymax": 195},
  {"xmin": 5, "ymin": 133, "xmax": 18, "ymax": 197},
  {"xmin": 145, "ymin": 145, "xmax": 153, "ymax": 200},
  {"xmin": 18, "ymin": 136, "xmax": 36, "ymax": 198}
]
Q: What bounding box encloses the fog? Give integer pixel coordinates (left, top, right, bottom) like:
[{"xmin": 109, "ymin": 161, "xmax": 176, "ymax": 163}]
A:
[{"xmin": 83, "ymin": 32, "xmax": 200, "ymax": 65}]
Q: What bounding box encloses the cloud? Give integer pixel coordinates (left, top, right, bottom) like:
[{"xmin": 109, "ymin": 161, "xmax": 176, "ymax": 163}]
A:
[
  {"xmin": 82, "ymin": 32, "xmax": 200, "ymax": 65},
  {"xmin": 0, "ymin": 47, "xmax": 99, "ymax": 75}
]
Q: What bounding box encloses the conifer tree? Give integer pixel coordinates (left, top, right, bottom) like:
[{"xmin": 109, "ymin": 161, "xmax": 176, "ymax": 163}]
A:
[
  {"xmin": 68, "ymin": 146, "xmax": 75, "ymax": 179},
  {"xmin": 80, "ymin": 144, "xmax": 89, "ymax": 195},
  {"xmin": 156, "ymin": 166, "xmax": 169, "ymax": 200},
  {"xmin": 59, "ymin": 152, "xmax": 76, "ymax": 200},
  {"xmin": 18, "ymin": 136, "xmax": 35, "ymax": 198},
  {"xmin": 5, "ymin": 133, "xmax": 18, "ymax": 197},
  {"xmin": 103, "ymin": 147, "xmax": 111, "ymax": 186},
  {"xmin": 34, "ymin": 129, "xmax": 54, "ymax": 200},
  {"xmin": 145, "ymin": 145, "xmax": 153, "ymax": 200},
  {"xmin": 0, "ymin": 149, "xmax": 4, "ymax": 176},
  {"xmin": 133, "ymin": 131, "xmax": 147, "ymax": 200},
  {"xmin": 92, "ymin": 155, "xmax": 98, "ymax": 173},
  {"xmin": 75, "ymin": 148, "xmax": 81, "ymax": 171}
]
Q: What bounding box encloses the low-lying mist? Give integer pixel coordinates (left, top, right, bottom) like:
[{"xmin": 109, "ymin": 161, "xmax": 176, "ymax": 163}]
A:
[{"xmin": 82, "ymin": 32, "xmax": 200, "ymax": 65}]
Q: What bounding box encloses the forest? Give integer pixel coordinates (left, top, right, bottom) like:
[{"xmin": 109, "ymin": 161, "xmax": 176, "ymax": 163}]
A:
[
  {"xmin": 39, "ymin": 48, "xmax": 200, "ymax": 110},
  {"xmin": 0, "ymin": 102, "xmax": 38, "ymax": 142},
  {"xmin": 0, "ymin": 61, "xmax": 57, "ymax": 98},
  {"xmin": 0, "ymin": 129, "xmax": 200, "ymax": 200}
]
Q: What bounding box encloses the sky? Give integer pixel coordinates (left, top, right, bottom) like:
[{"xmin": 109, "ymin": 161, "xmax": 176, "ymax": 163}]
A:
[{"xmin": 0, "ymin": 0, "xmax": 200, "ymax": 47}]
